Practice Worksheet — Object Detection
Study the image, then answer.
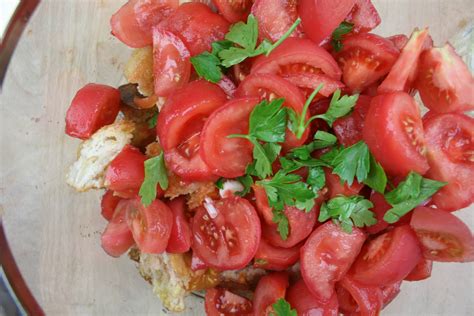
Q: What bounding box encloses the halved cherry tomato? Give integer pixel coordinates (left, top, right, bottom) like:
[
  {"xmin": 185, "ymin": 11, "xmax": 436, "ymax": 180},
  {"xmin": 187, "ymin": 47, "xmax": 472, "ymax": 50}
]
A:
[
  {"xmin": 205, "ymin": 288, "xmax": 253, "ymax": 316},
  {"xmin": 416, "ymin": 44, "xmax": 474, "ymax": 113},
  {"xmin": 298, "ymin": 0, "xmax": 356, "ymax": 45},
  {"xmin": 345, "ymin": 0, "xmax": 381, "ymax": 33},
  {"xmin": 287, "ymin": 279, "xmax": 339, "ymax": 316},
  {"xmin": 253, "ymin": 272, "xmax": 289, "ymax": 315},
  {"xmin": 126, "ymin": 198, "xmax": 173, "ymax": 254},
  {"xmin": 404, "ymin": 258, "xmax": 432, "ymax": 281},
  {"xmin": 253, "ymin": 184, "xmax": 274, "ymax": 225},
  {"xmin": 365, "ymin": 192, "xmax": 390, "ymax": 235},
  {"xmin": 134, "ymin": 0, "xmax": 178, "ymax": 37},
  {"xmin": 325, "ymin": 168, "xmax": 364, "ymax": 198},
  {"xmin": 252, "ymin": 0, "xmax": 302, "ymax": 42},
  {"xmin": 213, "ymin": 0, "xmax": 252, "ymax": 23},
  {"xmin": 363, "ymin": 92, "xmax": 429, "ymax": 177},
  {"xmin": 101, "ymin": 200, "xmax": 135, "ymax": 257},
  {"xmin": 65, "ymin": 83, "xmax": 120, "ymax": 139},
  {"xmin": 192, "ymin": 197, "xmax": 261, "ymax": 270},
  {"xmin": 351, "ymin": 225, "xmax": 422, "ymax": 286},
  {"xmin": 157, "ymin": 80, "xmax": 227, "ymax": 181},
  {"xmin": 423, "ymin": 113, "xmax": 474, "ymax": 211},
  {"xmin": 337, "ymin": 275, "xmax": 383, "ymax": 316},
  {"xmin": 301, "ymin": 222, "xmax": 366, "ymax": 302},
  {"xmin": 200, "ymin": 98, "xmax": 259, "ymax": 178},
  {"xmin": 165, "ymin": 197, "xmax": 192, "ymax": 253},
  {"xmin": 110, "ymin": 1, "xmax": 151, "ymax": 48},
  {"xmin": 335, "ymin": 33, "xmax": 399, "ymax": 93},
  {"xmin": 380, "ymin": 281, "xmax": 401, "ymax": 308},
  {"xmin": 410, "ymin": 207, "xmax": 474, "ymax": 262},
  {"xmin": 160, "ymin": 3, "xmax": 230, "ymax": 56},
  {"xmin": 333, "ymin": 95, "xmax": 371, "ymax": 147},
  {"xmin": 101, "ymin": 190, "xmax": 122, "ymax": 221},
  {"xmin": 254, "ymin": 238, "xmax": 300, "ymax": 271},
  {"xmin": 152, "ymin": 26, "xmax": 191, "ymax": 97},
  {"xmin": 387, "ymin": 34, "xmax": 409, "ymax": 51}
]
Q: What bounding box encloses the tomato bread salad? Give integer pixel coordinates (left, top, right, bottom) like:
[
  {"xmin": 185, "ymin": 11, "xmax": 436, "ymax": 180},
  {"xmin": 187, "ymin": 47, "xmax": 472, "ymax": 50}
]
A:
[{"xmin": 65, "ymin": 0, "xmax": 474, "ymax": 314}]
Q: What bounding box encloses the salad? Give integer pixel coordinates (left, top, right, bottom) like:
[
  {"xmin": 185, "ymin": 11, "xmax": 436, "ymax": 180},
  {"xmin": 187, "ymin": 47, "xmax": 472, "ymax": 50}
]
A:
[{"xmin": 64, "ymin": 0, "xmax": 474, "ymax": 315}]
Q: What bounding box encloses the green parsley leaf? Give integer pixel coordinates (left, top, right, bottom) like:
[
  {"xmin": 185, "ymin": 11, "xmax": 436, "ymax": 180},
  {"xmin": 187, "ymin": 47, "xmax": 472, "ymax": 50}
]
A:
[
  {"xmin": 319, "ymin": 195, "xmax": 376, "ymax": 233},
  {"xmin": 289, "ymin": 131, "xmax": 337, "ymax": 161},
  {"xmin": 307, "ymin": 166, "xmax": 326, "ymax": 192},
  {"xmin": 383, "ymin": 172, "xmax": 446, "ymax": 223},
  {"xmin": 235, "ymin": 174, "xmax": 254, "ymax": 196},
  {"xmin": 190, "ymin": 52, "xmax": 222, "ymax": 83},
  {"xmin": 315, "ymin": 89, "xmax": 359, "ymax": 127},
  {"xmin": 225, "ymin": 14, "xmax": 259, "ymax": 51},
  {"xmin": 249, "ymin": 99, "xmax": 287, "ymax": 143},
  {"xmin": 147, "ymin": 112, "xmax": 158, "ymax": 128},
  {"xmin": 215, "ymin": 178, "xmax": 225, "ymax": 190},
  {"xmin": 271, "ymin": 298, "xmax": 297, "ymax": 316},
  {"xmin": 364, "ymin": 155, "xmax": 387, "ymax": 194},
  {"xmin": 139, "ymin": 153, "xmax": 168, "ymax": 206},
  {"xmin": 273, "ymin": 209, "xmax": 290, "ymax": 240},
  {"xmin": 211, "ymin": 40, "xmax": 233, "ymax": 55},
  {"xmin": 249, "ymin": 142, "xmax": 281, "ymax": 179},
  {"xmin": 331, "ymin": 21, "xmax": 354, "ymax": 52}
]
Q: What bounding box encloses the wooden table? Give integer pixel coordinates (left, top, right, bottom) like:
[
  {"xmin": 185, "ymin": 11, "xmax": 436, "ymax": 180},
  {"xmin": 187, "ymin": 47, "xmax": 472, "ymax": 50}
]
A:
[{"xmin": 1, "ymin": 0, "xmax": 473, "ymax": 315}]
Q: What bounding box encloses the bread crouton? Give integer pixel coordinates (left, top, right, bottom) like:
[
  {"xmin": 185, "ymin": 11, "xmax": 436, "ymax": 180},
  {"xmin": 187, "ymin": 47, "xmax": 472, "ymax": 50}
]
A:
[
  {"xmin": 124, "ymin": 47, "xmax": 154, "ymax": 97},
  {"xmin": 165, "ymin": 173, "xmax": 219, "ymax": 209}
]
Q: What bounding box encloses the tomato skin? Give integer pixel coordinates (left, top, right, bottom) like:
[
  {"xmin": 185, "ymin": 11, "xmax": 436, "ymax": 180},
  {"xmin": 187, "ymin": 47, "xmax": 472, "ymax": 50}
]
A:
[
  {"xmin": 404, "ymin": 258, "xmax": 432, "ymax": 281},
  {"xmin": 380, "ymin": 281, "xmax": 401, "ymax": 308},
  {"xmin": 212, "ymin": 0, "xmax": 252, "ymax": 23},
  {"xmin": 298, "ymin": 0, "xmax": 357, "ymax": 45},
  {"xmin": 253, "ymin": 184, "xmax": 275, "ymax": 225},
  {"xmin": 110, "ymin": 1, "xmax": 151, "ymax": 48},
  {"xmin": 253, "ymin": 272, "xmax": 289, "ymax": 315},
  {"xmin": 205, "ymin": 288, "xmax": 253, "ymax": 316},
  {"xmin": 362, "ymin": 92, "xmax": 429, "ymax": 177},
  {"xmin": 351, "ymin": 225, "xmax": 422, "ymax": 286},
  {"xmin": 101, "ymin": 190, "xmax": 122, "ymax": 221},
  {"xmin": 165, "ymin": 197, "xmax": 192, "ymax": 253},
  {"xmin": 345, "ymin": 0, "xmax": 381, "ymax": 33},
  {"xmin": 253, "ymin": 238, "xmax": 301, "ymax": 271},
  {"xmin": 101, "ymin": 200, "xmax": 135, "ymax": 257},
  {"xmin": 300, "ymin": 222, "xmax": 366, "ymax": 302},
  {"xmin": 200, "ymin": 98, "xmax": 259, "ymax": 178},
  {"xmin": 365, "ymin": 192, "xmax": 390, "ymax": 235},
  {"xmin": 325, "ymin": 168, "xmax": 364, "ymax": 199},
  {"xmin": 65, "ymin": 84, "xmax": 120, "ymax": 139},
  {"xmin": 410, "ymin": 207, "xmax": 474, "ymax": 262},
  {"xmin": 134, "ymin": 0, "xmax": 178, "ymax": 37},
  {"xmin": 387, "ymin": 34, "xmax": 409, "ymax": 51},
  {"xmin": 423, "ymin": 113, "xmax": 474, "ymax": 211},
  {"xmin": 287, "ymin": 279, "xmax": 339, "ymax": 316},
  {"xmin": 333, "ymin": 95, "xmax": 371, "ymax": 147},
  {"xmin": 337, "ymin": 275, "xmax": 383, "ymax": 316}
]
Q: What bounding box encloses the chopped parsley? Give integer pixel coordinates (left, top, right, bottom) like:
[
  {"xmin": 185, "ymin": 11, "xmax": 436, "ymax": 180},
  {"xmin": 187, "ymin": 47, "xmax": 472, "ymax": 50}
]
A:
[{"xmin": 139, "ymin": 152, "xmax": 168, "ymax": 206}]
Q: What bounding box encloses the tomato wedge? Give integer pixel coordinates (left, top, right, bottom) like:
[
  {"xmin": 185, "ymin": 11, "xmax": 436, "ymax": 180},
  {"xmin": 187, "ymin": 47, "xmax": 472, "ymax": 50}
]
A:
[
  {"xmin": 300, "ymin": 222, "xmax": 366, "ymax": 302},
  {"xmin": 335, "ymin": 33, "xmax": 399, "ymax": 93},
  {"xmin": 410, "ymin": 207, "xmax": 474, "ymax": 262},
  {"xmin": 365, "ymin": 191, "xmax": 390, "ymax": 235},
  {"xmin": 253, "ymin": 272, "xmax": 289, "ymax": 315},
  {"xmin": 387, "ymin": 34, "xmax": 409, "ymax": 51},
  {"xmin": 200, "ymin": 98, "xmax": 258, "ymax": 178},
  {"xmin": 380, "ymin": 281, "xmax": 401, "ymax": 308},
  {"xmin": 345, "ymin": 0, "xmax": 381, "ymax": 33},
  {"xmin": 253, "ymin": 238, "xmax": 300, "ymax": 271},
  {"xmin": 253, "ymin": 184, "xmax": 276, "ymax": 225},
  {"xmin": 101, "ymin": 200, "xmax": 135, "ymax": 257},
  {"xmin": 287, "ymin": 279, "xmax": 339, "ymax": 316},
  {"xmin": 351, "ymin": 225, "xmax": 422, "ymax": 286},
  {"xmin": 363, "ymin": 92, "xmax": 429, "ymax": 177},
  {"xmin": 325, "ymin": 168, "xmax": 364, "ymax": 198},
  {"xmin": 101, "ymin": 190, "xmax": 122, "ymax": 221},
  {"xmin": 110, "ymin": 1, "xmax": 151, "ymax": 48},
  {"xmin": 212, "ymin": 0, "xmax": 252, "ymax": 23},
  {"xmin": 404, "ymin": 258, "xmax": 432, "ymax": 281},
  {"xmin": 333, "ymin": 95, "xmax": 371, "ymax": 147},
  {"xmin": 337, "ymin": 275, "xmax": 383, "ymax": 316},
  {"xmin": 192, "ymin": 197, "xmax": 261, "ymax": 270},
  {"xmin": 423, "ymin": 113, "xmax": 474, "ymax": 211},
  {"xmin": 165, "ymin": 197, "xmax": 192, "ymax": 253},
  {"xmin": 157, "ymin": 80, "xmax": 227, "ymax": 181},
  {"xmin": 205, "ymin": 288, "xmax": 253, "ymax": 316}
]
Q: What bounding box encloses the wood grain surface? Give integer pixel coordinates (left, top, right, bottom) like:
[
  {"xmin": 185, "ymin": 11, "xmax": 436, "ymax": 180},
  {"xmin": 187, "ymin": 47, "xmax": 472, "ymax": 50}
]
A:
[{"xmin": 1, "ymin": 0, "xmax": 473, "ymax": 315}]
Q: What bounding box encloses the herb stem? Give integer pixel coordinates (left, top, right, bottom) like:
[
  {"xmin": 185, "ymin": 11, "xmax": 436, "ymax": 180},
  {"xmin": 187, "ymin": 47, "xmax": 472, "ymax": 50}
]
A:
[
  {"xmin": 295, "ymin": 83, "xmax": 324, "ymax": 139},
  {"xmin": 266, "ymin": 18, "xmax": 302, "ymax": 56}
]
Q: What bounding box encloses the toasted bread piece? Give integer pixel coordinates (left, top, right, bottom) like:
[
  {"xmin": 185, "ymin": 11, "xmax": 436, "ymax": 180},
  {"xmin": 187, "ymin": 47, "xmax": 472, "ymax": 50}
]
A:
[
  {"xmin": 66, "ymin": 120, "xmax": 134, "ymax": 191},
  {"xmin": 165, "ymin": 173, "xmax": 219, "ymax": 209},
  {"xmin": 124, "ymin": 47, "xmax": 154, "ymax": 96}
]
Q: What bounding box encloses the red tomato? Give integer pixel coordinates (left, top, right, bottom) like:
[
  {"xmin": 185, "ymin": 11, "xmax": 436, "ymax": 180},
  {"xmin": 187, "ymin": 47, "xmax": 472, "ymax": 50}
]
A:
[
  {"xmin": 166, "ymin": 197, "xmax": 192, "ymax": 253},
  {"xmin": 253, "ymin": 238, "xmax": 300, "ymax": 271},
  {"xmin": 416, "ymin": 44, "xmax": 474, "ymax": 113},
  {"xmin": 404, "ymin": 258, "xmax": 432, "ymax": 281},
  {"xmin": 253, "ymin": 184, "xmax": 274, "ymax": 225},
  {"xmin": 380, "ymin": 281, "xmax": 401, "ymax": 308},
  {"xmin": 157, "ymin": 80, "xmax": 227, "ymax": 181},
  {"xmin": 378, "ymin": 28, "xmax": 429, "ymax": 94},
  {"xmin": 387, "ymin": 34, "xmax": 409, "ymax": 51},
  {"xmin": 213, "ymin": 0, "xmax": 252, "ymax": 23},
  {"xmin": 298, "ymin": 0, "xmax": 356, "ymax": 45},
  {"xmin": 160, "ymin": 3, "xmax": 230, "ymax": 55},
  {"xmin": 423, "ymin": 113, "xmax": 474, "ymax": 211},
  {"xmin": 337, "ymin": 275, "xmax": 383, "ymax": 316},
  {"xmin": 345, "ymin": 0, "xmax": 381, "ymax": 33},
  {"xmin": 333, "ymin": 95, "xmax": 371, "ymax": 147},
  {"xmin": 335, "ymin": 33, "xmax": 399, "ymax": 93},
  {"xmin": 65, "ymin": 84, "xmax": 120, "ymax": 139},
  {"xmin": 101, "ymin": 200, "xmax": 135, "ymax": 257},
  {"xmin": 300, "ymin": 222, "xmax": 366, "ymax": 302},
  {"xmin": 110, "ymin": 1, "xmax": 150, "ymax": 48},
  {"xmin": 362, "ymin": 92, "xmax": 429, "ymax": 177},
  {"xmin": 325, "ymin": 168, "xmax": 364, "ymax": 198},
  {"xmin": 351, "ymin": 225, "xmax": 422, "ymax": 286},
  {"xmin": 251, "ymin": 0, "xmax": 303, "ymax": 42},
  {"xmin": 200, "ymin": 98, "xmax": 258, "ymax": 178},
  {"xmin": 365, "ymin": 192, "xmax": 390, "ymax": 235},
  {"xmin": 205, "ymin": 288, "xmax": 253, "ymax": 316},
  {"xmin": 287, "ymin": 279, "xmax": 339, "ymax": 316},
  {"xmin": 253, "ymin": 272, "xmax": 289, "ymax": 315},
  {"xmin": 191, "ymin": 197, "xmax": 261, "ymax": 270},
  {"xmin": 232, "ymin": 58, "xmax": 254, "ymax": 84},
  {"xmin": 191, "ymin": 252, "xmax": 208, "ymax": 271},
  {"xmin": 152, "ymin": 26, "xmax": 191, "ymax": 97},
  {"xmin": 101, "ymin": 190, "xmax": 122, "ymax": 221},
  {"xmin": 134, "ymin": 0, "xmax": 178, "ymax": 36},
  {"xmin": 410, "ymin": 207, "xmax": 474, "ymax": 262}
]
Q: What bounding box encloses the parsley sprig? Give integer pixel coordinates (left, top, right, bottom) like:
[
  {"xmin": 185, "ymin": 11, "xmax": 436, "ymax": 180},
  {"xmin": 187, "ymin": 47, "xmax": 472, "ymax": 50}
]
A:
[
  {"xmin": 139, "ymin": 152, "xmax": 169, "ymax": 206},
  {"xmin": 271, "ymin": 298, "xmax": 297, "ymax": 316},
  {"xmin": 331, "ymin": 21, "xmax": 354, "ymax": 52}
]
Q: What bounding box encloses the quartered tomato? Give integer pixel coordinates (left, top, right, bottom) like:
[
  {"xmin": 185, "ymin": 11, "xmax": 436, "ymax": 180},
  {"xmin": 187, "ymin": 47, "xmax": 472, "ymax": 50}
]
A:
[
  {"xmin": 205, "ymin": 288, "xmax": 253, "ymax": 316},
  {"xmin": 212, "ymin": 0, "xmax": 252, "ymax": 23},
  {"xmin": 298, "ymin": 0, "xmax": 356, "ymax": 45},
  {"xmin": 345, "ymin": 0, "xmax": 381, "ymax": 33},
  {"xmin": 287, "ymin": 279, "xmax": 339, "ymax": 316},
  {"xmin": 157, "ymin": 80, "xmax": 227, "ymax": 181},
  {"xmin": 387, "ymin": 34, "xmax": 409, "ymax": 51},
  {"xmin": 325, "ymin": 168, "xmax": 364, "ymax": 198},
  {"xmin": 192, "ymin": 197, "xmax": 261, "ymax": 270},
  {"xmin": 335, "ymin": 33, "xmax": 399, "ymax": 93},
  {"xmin": 253, "ymin": 272, "xmax": 289, "ymax": 315},
  {"xmin": 333, "ymin": 95, "xmax": 371, "ymax": 147},
  {"xmin": 200, "ymin": 98, "xmax": 259, "ymax": 178},
  {"xmin": 300, "ymin": 222, "xmax": 366, "ymax": 302},
  {"xmin": 416, "ymin": 44, "xmax": 474, "ymax": 113},
  {"xmin": 363, "ymin": 92, "xmax": 429, "ymax": 177},
  {"xmin": 253, "ymin": 238, "xmax": 301, "ymax": 271},
  {"xmin": 351, "ymin": 225, "xmax": 422, "ymax": 286},
  {"xmin": 410, "ymin": 207, "xmax": 474, "ymax": 262},
  {"xmin": 101, "ymin": 190, "xmax": 122, "ymax": 221},
  {"xmin": 423, "ymin": 113, "xmax": 474, "ymax": 211},
  {"xmin": 336, "ymin": 275, "xmax": 383, "ymax": 316},
  {"xmin": 365, "ymin": 192, "xmax": 390, "ymax": 235},
  {"xmin": 404, "ymin": 258, "xmax": 432, "ymax": 281},
  {"xmin": 380, "ymin": 281, "xmax": 402, "ymax": 308},
  {"xmin": 101, "ymin": 199, "xmax": 135, "ymax": 257},
  {"xmin": 165, "ymin": 197, "xmax": 192, "ymax": 253},
  {"xmin": 65, "ymin": 83, "xmax": 120, "ymax": 139}
]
